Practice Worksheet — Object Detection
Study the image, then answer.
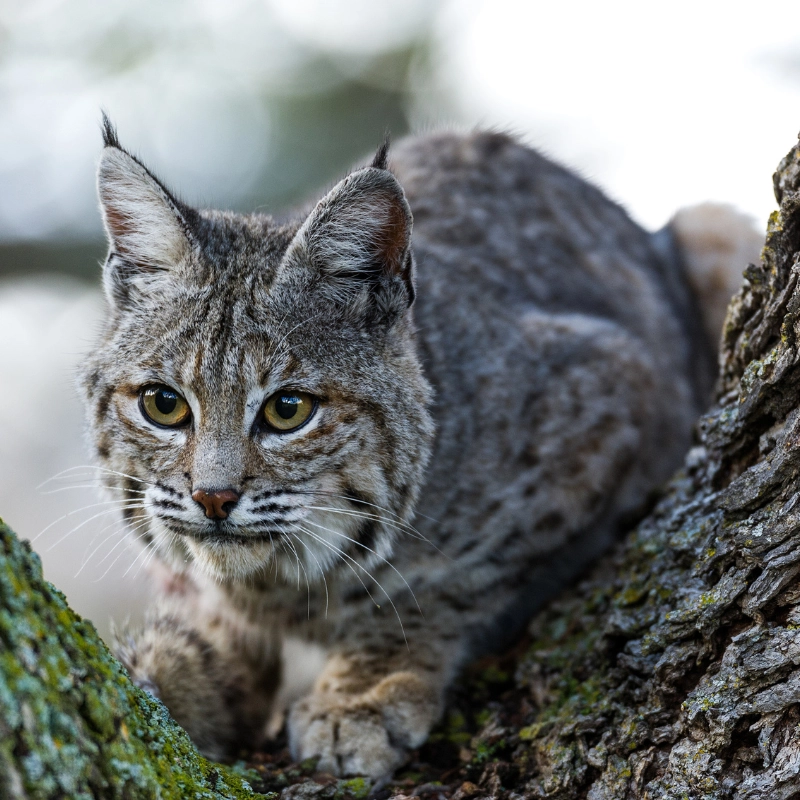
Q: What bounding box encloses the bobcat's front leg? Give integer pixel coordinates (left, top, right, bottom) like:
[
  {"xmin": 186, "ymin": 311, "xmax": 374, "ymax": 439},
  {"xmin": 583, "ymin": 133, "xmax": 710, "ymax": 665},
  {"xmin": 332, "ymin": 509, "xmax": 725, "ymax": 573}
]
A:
[
  {"xmin": 288, "ymin": 630, "xmax": 457, "ymax": 779},
  {"xmin": 114, "ymin": 592, "xmax": 280, "ymax": 760}
]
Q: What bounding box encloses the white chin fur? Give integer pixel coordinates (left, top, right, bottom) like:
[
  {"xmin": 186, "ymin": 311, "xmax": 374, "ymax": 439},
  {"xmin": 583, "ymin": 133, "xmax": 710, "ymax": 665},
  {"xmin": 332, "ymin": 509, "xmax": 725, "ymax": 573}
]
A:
[{"xmin": 183, "ymin": 536, "xmax": 278, "ymax": 581}]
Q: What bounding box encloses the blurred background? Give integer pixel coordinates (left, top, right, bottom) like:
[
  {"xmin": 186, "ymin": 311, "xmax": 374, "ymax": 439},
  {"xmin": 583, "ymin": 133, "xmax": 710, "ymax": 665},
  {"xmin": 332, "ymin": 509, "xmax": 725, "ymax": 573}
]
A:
[{"xmin": 3, "ymin": 0, "xmax": 800, "ymax": 638}]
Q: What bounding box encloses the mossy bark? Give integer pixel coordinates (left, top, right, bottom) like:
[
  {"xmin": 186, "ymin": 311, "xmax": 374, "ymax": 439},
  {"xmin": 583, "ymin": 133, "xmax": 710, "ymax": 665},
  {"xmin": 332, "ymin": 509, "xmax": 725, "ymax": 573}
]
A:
[
  {"xmin": 7, "ymin": 138, "xmax": 800, "ymax": 800},
  {"xmin": 0, "ymin": 519, "xmax": 268, "ymax": 800}
]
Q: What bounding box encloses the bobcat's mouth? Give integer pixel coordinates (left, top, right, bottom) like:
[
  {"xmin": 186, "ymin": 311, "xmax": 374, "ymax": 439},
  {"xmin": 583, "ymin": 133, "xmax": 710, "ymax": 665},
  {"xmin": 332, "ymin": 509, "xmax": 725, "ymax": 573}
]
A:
[
  {"xmin": 199, "ymin": 530, "xmax": 284, "ymax": 545},
  {"xmin": 159, "ymin": 518, "xmax": 284, "ymax": 546}
]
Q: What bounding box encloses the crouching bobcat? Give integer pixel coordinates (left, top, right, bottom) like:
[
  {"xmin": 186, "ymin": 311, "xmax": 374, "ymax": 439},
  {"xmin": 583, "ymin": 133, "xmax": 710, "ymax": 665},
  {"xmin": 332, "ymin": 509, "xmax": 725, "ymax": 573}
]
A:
[{"xmin": 81, "ymin": 117, "xmax": 760, "ymax": 778}]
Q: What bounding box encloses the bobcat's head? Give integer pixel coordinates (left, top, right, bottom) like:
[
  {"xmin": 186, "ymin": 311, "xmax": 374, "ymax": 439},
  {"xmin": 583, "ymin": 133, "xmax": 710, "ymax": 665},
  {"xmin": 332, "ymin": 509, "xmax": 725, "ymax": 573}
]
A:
[{"xmin": 79, "ymin": 119, "xmax": 433, "ymax": 583}]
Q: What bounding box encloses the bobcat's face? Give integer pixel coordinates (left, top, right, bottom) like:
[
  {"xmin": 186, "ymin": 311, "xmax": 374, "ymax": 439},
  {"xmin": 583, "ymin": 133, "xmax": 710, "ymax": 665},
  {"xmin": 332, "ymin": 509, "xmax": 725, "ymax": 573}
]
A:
[{"xmin": 81, "ymin": 130, "xmax": 432, "ymax": 583}]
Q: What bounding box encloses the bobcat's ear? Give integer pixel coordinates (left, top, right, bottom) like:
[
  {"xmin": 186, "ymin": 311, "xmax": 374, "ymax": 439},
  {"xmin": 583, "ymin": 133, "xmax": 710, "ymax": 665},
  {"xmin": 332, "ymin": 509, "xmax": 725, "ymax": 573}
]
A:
[
  {"xmin": 97, "ymin": 117, "xmax": 194, "ymax": 309},
  {"xmin": 280, "ymin": 165, "xmax": 415, "ymax": 320}
]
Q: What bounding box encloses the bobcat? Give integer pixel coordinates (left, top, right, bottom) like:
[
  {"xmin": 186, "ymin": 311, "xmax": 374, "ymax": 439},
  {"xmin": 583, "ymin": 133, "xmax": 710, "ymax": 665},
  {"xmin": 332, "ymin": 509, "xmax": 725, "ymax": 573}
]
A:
[{"xmin": 80, "ymin": 117, "xmax": 759, "ymax": 779}]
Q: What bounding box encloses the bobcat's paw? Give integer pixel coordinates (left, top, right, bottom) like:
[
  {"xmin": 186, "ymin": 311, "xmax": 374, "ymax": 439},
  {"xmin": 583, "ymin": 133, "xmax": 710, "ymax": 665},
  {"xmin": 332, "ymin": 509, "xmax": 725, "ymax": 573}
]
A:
[
  {"xmin": 288, "ymin": 671, "xmax": 439, "ymax": 780},
  {"xmin": 111, "ymin": 624, "xmax": 163, "ymax": 698},
  {"xmin": 111, "ymin": 616, "xmax": 247, "ymax": 760}
]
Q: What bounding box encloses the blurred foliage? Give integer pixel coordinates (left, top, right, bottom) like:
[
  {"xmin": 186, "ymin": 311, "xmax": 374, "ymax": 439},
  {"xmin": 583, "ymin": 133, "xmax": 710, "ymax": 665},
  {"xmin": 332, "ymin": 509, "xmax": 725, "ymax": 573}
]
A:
[
  {"xmin": 0, "ymin": 241, "xmax": 105, "ymax": 283},
  {"xmin": 0, "ymin": 43, "xmax": 426, "ymax": 281},
  {"xmin": 240, "ymin": 43, "xmax": 432, "ymax": 212},
  {"xmin": 0, "ymin": 3, "xmax": 442, "ymax": 281}
]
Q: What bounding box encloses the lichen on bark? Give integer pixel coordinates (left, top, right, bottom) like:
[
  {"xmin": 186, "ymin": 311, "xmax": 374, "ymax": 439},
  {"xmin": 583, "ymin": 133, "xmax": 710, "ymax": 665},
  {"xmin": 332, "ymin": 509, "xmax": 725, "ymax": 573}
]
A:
[{"xmin": 0, "ymin": 517, "xmax": 268, "ymax": 800}]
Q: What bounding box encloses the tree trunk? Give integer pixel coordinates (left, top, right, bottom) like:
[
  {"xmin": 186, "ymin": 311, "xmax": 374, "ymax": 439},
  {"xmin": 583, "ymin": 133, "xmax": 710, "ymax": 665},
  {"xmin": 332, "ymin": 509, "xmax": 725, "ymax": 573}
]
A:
[
  {"xmin": 6, "ymin": 138, "xmax": 800, "ymax": 800},
  {"xmin": 441, "ymin": 136, "xmax": 800, "ymax": 799},
  {"xmin": 0, "ymin": 519, "xmax": 272, "ymax": 799}
]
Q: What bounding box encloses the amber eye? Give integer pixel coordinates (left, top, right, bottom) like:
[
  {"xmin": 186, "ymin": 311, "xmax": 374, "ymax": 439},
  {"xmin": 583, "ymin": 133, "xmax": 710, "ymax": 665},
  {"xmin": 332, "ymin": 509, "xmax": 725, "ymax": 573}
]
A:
[
  {"xmin": 262, "ymin": 391, "xmax": 315, "ymax": 432},
  {"xmin": 140, "ymin": 385, "xmax": 191, "ymax": 428}
]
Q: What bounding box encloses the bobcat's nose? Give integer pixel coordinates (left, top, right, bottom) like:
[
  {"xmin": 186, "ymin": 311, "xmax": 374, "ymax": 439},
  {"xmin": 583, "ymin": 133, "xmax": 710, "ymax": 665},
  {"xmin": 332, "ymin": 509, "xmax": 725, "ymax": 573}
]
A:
[{"xmin": 192, "ymin": 488, "xmax": 240, "ymax": 520}]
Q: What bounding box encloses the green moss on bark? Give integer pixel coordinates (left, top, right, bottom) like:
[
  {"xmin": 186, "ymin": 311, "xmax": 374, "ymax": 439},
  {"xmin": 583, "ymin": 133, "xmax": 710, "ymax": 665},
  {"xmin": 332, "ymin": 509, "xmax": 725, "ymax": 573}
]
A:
[{"xmin": 0, "ymin": 517, "xmax": 267, "ymax": 800}]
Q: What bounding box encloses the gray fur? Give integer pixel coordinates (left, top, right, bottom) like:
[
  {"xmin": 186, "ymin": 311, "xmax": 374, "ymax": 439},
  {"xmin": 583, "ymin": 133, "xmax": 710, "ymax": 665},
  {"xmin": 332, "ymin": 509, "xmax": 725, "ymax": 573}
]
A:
[{"xmin": 80, "ymin": 124, "xmax": 735, "ymax": 779}]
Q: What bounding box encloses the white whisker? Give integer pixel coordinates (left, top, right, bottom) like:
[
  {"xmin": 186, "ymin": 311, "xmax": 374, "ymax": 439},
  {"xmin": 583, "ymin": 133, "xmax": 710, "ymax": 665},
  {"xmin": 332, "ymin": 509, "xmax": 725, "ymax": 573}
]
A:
[
  {"xmin": 292, "ymin": 524, "xmax": 379, "ymax": 609},
  {"xmin": 38, "ymin": 465, "xmax": 156, "ymax": 491},
  {"xmin": 305, "ymin": 503, "xmax": 447, "ymax": 558},
  {"xmin": 120, "ymin": 532, "xmax": 161, "ymax": 581},
  {"xmin": 91, "ymin": 516, "xmax": 151, "ymax": 572},
  {"xmin": 94, "ymin": 523, "xmax": 153, "ymax": 583},
  {"xmin": 294, "ymin": 524, "xmax": 409, "ymax": 647},
  {"xmin": 34, "ymin": 498, "xmax": 140, "ymax": 544},
  {"xmin": 75, "ymin": 514, "xmax": 148, "ymax": 577},
  {"xmin": 40, "ymin": 501, "xmax": 147, "ymax": 550},
  {"xmin": 295, "ymin": 488, "xmax": 441, "ymax": 526},
  {"xmin": 284, "ymin": 528, "xmax": 329, "ymax": 617},
  {"xmin": 301, "ymin": 517, "xmax": 422, "ymax": 616},
  {"xmin": 133, "ymin": 531, "xmax": 167, "ymax": 580},
  {"xmin": 40, "ymin": 484, "xmax": 149, "ymax": 497},
  {"xmin": 283, "ymin": 532, "xmax": 312, "ymax": 617}
]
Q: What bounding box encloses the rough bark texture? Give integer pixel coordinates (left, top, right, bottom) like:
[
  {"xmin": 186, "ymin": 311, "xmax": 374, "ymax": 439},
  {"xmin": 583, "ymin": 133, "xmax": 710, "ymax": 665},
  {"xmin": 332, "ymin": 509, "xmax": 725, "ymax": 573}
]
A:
[
  {"xmin": 407, "ymin": 134, "xmax": 800, "ymax": 800},
  {"xmin": 0, "ymin": 518, "xmax": 273, "ymax": 799},
  {"xmin": 6, "ymin": 138, "xmax": 800, "ymax": 799}
]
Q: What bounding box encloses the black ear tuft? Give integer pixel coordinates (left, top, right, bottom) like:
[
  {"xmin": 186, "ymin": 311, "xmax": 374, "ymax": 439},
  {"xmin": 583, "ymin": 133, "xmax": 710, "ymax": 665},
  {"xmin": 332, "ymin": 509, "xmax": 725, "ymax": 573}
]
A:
[
  {"xmin": 371, "ymin": 132, "xmax": 391, "ymax": 171},
  {"xmin": 101, "ymin": 112, "xmax": 122, "ymax": 149}
]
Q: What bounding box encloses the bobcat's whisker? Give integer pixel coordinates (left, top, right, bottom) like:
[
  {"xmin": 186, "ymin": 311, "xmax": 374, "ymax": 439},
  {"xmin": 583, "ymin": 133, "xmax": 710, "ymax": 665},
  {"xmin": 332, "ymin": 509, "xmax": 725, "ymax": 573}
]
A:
[
  {"xmin": 48, "ymin": 505, "xmax": 147, "ymax": 553},
  {"xmin": 271, "ymin": 532, "xmax": 280, "ymax": 580},
  {"xmin": 282, "ymin": 529, "xmax": 305, "ymax": 591},
  {"xmin": 304, "ymin": 503, "xmax": 446, "ymax": 557},
  {"xmin": 120, "ymin": 530, "xmax": 164, "ymax": 581},
  {"xmin": 292, "ymin": 524, "xmax": 382, "ymax": 612},
  {"xmin": 76, "ymin": 513, "xmax": 148, "ymax": 576},
  {"xmin": 39, "ymin": 465, "xmax": 157, "ymax": 491},
  {"xmin": 93, "ymin": 518, "xmax": 154, "ymax": 582},
  {"xmin": 112, "ymin": 540, "xmax": 151, "ymax": 582},
  {"xmin": 79, "ymin": 514, "xmax": 122, "ymax": 565},
  {"xmin": 296, "ymin": 524, "xmax": 409, "ymax": 648},
  {"xmin": 300, "ymin": 517, "xmax": 422, "ymax": 616},
  {"xmin": 283, "ymin": 532, "xmax": 312, "ymax": 617},
  {"xmin": 40, "ymin": 483, "xmax": 149, "ymax": 497},
  {"xmin": 37, "ymin": 500, "xmax": 147, "ymax": 549},
  {"xmin": 289, "ymin": 488, "xmax": 448, "ymax": 558},
  {"xmin": 294, "ymin": 488, "xmax": 441, "ymax": 526},
  {"xmin": 257, "ymin": 535, "xmax": 273, "ymax": 591},
  {"xmin": 275, "ymin": 538, "xmax": 295, "ymax": 587},
  {"xmin": 34, "ymin": 497, "xmax": 147, "ymax": 543},
  {"xmin": 92, "ymin": 516, "xmax": 151, "ymax": 572},
  {"xmin": 77, "ymin": 528, "xmax": 128, "ymax": 578},
  {"xmin": 133, "ymin": 531, "xmax": 169, "ymax": 580},
  {"xmin": 305, "ymin": 502, "xmax": 424, "ymax": 538},
  {"xmin": 282, "ymin": 527, "xmax": 330, "ymax": 617}
]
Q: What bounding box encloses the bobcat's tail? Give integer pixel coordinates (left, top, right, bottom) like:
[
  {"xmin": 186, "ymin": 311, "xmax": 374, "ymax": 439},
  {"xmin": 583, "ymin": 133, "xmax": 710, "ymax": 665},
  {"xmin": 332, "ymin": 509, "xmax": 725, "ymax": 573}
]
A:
[{"xmin": 667, "ymin": 203, "xmax": 764, "ymax": 347}]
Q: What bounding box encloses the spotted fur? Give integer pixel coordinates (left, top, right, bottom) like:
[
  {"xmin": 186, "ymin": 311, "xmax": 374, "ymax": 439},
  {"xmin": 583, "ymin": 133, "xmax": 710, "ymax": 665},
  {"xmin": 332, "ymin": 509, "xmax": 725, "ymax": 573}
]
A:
[{"xmin": 80, "ymin": 119, "xmax": 753, "ymax": 779}]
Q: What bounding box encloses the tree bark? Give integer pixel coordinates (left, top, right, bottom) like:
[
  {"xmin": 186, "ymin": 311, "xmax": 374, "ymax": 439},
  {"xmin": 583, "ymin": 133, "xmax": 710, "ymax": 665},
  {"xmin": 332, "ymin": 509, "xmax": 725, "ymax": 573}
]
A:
[
  {"xmin": 6, "ymin": 138, "xmax": 800, "ymax": 800},
  {"xmin": 0, "ymin": 521, "xmax": 269, "ymax": 799},
  {"xmin": 439, "ymin": 135, "xmax": 800, "ymax": 799}
]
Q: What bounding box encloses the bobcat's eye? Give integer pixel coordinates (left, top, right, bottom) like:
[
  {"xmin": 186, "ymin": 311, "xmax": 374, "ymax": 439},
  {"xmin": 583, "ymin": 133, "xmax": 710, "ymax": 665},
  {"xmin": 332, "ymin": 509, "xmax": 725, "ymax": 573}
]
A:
[
  {"xmin": 140, "ymin": 385, "xmax": 191, "ymax": 428},
  {"xmin": 262, "ymin": 391, "xmax": 315, "ymax": 432}
]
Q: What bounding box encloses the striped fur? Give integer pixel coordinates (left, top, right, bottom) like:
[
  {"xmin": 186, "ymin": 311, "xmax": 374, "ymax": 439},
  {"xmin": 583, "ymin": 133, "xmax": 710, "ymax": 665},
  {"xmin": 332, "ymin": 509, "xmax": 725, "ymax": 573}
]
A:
[{"xmin": 80, "ymin": 123, "xmax": 747, "ymax": 779}]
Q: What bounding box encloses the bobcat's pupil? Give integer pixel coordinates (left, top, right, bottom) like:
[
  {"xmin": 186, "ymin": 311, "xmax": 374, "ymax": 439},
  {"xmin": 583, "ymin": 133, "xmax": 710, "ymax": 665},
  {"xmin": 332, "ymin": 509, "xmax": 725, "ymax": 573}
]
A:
[
  {"xmin": 276, "ymin": 395, "xmax": 300, "ymax": 419},
  {"xmin": 155, "ymin": 390, "xmax": 177, "ymax": 415}
]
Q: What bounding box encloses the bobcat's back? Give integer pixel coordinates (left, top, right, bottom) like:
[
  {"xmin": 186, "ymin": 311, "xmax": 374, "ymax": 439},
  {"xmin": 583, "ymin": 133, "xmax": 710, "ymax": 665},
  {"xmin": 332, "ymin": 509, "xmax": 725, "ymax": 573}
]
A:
[{"xmin": 376, "ymin": 133, "xmax": 722, "ymax": 639}]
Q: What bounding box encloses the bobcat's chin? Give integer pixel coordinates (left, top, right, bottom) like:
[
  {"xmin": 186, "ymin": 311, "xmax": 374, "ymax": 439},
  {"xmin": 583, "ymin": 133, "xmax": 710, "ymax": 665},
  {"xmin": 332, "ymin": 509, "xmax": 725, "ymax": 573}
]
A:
[
  {"xmin": 182, "ymin": 533, "xmax": 279, "ymax": 582},
  {"xmin": 146, "ymin": 516, "xmax": 280, "ymax": 582}
]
